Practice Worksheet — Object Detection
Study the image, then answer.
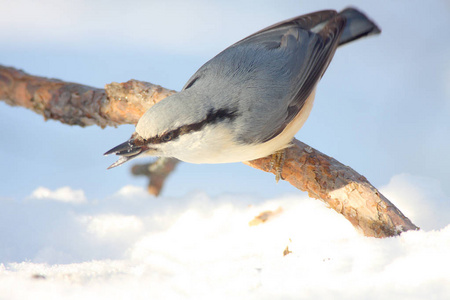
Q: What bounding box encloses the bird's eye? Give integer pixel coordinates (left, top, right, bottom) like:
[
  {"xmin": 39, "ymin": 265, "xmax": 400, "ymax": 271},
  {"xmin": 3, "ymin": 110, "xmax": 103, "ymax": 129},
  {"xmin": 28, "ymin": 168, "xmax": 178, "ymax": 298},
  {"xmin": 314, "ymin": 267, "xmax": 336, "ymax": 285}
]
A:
[{"xmin": 162, "ymin": 132, "xmax": 174, "ymax": 142}]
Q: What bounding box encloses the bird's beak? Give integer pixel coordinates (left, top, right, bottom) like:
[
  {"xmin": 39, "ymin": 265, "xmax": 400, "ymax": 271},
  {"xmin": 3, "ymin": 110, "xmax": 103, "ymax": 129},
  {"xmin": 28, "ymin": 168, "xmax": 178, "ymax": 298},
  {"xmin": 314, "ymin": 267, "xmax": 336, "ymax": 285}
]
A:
[{"xmin": 104, "ymin": 134, "xmax": 150, "ymax": 169}]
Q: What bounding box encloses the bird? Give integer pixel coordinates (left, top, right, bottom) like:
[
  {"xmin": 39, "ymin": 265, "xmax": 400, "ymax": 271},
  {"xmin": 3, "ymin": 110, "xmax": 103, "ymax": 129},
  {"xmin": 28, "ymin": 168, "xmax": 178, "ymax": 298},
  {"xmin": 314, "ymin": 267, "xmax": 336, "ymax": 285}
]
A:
[{"xmin": 105, "ymin": 8, "xmax": 380, "ymax": 181}]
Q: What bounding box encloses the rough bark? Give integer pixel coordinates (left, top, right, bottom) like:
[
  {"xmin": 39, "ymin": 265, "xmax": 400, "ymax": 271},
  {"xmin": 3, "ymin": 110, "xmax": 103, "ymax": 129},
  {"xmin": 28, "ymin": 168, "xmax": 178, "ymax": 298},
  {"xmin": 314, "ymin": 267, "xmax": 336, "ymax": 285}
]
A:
[
  {"xmin": 0, "ymin": 65, "xmax": 419, "ymax": 237},
  {"xmin": 244, "ymin": 142, "xmax": 418, "ymax": 237},
  {"xmin": 0, "ymin": 65, "xmax": 175, "ymax": 127}
]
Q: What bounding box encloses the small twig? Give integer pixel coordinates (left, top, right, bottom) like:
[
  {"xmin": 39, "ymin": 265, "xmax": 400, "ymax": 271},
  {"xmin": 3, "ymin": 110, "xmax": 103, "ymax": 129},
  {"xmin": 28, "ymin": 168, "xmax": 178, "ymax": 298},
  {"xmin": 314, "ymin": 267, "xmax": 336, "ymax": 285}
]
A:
[{"xmin": 131, "ymin": 158, "xmax": 180, "ymax": 196}]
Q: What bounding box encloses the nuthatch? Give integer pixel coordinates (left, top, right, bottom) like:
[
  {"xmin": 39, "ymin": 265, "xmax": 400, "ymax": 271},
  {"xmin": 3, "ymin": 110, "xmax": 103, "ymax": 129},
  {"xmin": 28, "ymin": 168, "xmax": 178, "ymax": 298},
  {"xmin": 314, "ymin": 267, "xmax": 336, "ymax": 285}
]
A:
[{"xmin": 105, "ymin": 8, "xmax": 380, "ymax": 180}]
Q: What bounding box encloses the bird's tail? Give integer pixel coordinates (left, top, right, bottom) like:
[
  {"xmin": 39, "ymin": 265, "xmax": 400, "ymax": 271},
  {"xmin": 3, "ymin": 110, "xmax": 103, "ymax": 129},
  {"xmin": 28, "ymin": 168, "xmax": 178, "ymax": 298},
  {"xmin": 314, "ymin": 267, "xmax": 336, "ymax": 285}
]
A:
[{"xmin": 338, "ymin": 8, "xmax": 381, "ymax": 46}]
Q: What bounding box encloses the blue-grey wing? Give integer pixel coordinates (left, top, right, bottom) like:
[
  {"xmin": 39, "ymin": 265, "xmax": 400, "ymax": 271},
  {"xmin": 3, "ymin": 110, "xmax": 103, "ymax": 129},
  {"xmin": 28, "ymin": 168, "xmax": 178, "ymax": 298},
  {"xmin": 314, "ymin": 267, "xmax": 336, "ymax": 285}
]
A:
[{"xmin": 182, "ymin": 10, "xmax": 346, "ymax": 143}]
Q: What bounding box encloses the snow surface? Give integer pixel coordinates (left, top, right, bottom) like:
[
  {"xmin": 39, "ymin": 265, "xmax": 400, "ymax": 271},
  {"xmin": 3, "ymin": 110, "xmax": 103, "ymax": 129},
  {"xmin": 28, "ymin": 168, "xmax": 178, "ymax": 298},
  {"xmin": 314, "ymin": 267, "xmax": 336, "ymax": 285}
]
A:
[{"xmin": 0, "ymin": 173, "xmax": 449, "ymax": 299}]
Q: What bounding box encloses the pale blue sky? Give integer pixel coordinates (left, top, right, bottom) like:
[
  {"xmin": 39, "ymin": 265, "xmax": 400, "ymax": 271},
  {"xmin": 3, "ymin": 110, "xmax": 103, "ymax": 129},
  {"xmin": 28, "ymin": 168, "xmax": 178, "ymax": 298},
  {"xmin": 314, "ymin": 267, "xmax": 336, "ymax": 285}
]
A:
[{"xmin": 1, "ymin": 0, "xmax": 449, "ymax": 200}]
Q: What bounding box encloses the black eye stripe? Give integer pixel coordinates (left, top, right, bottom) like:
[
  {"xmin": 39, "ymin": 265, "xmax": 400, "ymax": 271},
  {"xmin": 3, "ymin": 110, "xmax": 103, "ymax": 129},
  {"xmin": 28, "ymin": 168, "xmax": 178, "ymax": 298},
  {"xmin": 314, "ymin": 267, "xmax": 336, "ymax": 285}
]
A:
[
  {"xmin": 147, "ymin": 131, "xmax": 177, "ymax": 144},
  {"xmin": 162, "ymin": 132, "xmax": 174, "ymax": 142},
  {"xmin": 148, "ymin": 108, "xmax": 238, "ymax": 145}
]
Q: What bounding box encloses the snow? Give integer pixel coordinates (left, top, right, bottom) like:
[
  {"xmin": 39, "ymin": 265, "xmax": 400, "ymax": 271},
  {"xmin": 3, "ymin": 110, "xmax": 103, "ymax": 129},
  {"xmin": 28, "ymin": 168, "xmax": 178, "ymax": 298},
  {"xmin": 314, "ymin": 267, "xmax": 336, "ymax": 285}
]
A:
[
  {"xmin": 1, "ymin": 174, "xmax": 450, "ymax": 299},
  {"xmin": 79, "ymin": 214, "xmax": 144, "ymax": 239}
]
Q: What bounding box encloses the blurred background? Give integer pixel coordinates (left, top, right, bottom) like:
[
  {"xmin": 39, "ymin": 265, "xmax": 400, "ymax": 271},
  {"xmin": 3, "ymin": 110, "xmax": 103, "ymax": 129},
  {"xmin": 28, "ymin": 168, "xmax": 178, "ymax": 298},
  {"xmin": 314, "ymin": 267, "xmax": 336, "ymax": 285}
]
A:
[{"xmin": 1, "ymin": 0, "xmax": 449, "ymax": 200}]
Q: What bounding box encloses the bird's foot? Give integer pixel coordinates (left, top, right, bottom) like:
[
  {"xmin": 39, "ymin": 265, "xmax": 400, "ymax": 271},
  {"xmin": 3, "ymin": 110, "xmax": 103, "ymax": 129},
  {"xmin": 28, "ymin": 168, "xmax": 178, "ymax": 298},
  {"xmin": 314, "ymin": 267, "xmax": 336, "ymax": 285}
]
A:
[{"xmin": 269, "ymin": 150, "xmax": 286, "ymax": 183}]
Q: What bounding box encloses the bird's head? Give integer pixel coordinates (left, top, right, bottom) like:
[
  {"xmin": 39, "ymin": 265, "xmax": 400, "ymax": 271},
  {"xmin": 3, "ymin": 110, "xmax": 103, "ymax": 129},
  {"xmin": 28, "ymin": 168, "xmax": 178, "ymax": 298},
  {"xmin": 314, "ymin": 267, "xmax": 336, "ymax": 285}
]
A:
[{"xmin": 104, "ymin": 91, "xmax": 238, "ymax": 168}]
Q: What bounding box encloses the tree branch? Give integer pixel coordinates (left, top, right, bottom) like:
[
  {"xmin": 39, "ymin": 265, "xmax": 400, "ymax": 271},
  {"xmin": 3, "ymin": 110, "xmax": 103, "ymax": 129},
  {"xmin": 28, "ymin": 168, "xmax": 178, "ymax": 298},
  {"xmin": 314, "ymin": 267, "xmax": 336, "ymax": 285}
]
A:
[
  {"xmin": 0, "ymin": 65, "xmax": 175, "ymax": 127},
  {"xmin": 244, "ymin": 142, "xmax": 418, "ymax": 237},
  {"xmin": 0, "ymin": 65, "xmax": 419, "ymax": 237}
]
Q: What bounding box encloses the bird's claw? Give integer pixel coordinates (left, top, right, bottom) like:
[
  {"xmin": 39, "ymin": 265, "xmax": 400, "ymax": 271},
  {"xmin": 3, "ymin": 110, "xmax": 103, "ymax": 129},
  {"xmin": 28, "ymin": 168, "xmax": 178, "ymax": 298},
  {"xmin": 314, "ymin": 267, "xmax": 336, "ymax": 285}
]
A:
[{"xmin": 269, "ymin": 150, "xmax": 286, "ymax": 183}]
